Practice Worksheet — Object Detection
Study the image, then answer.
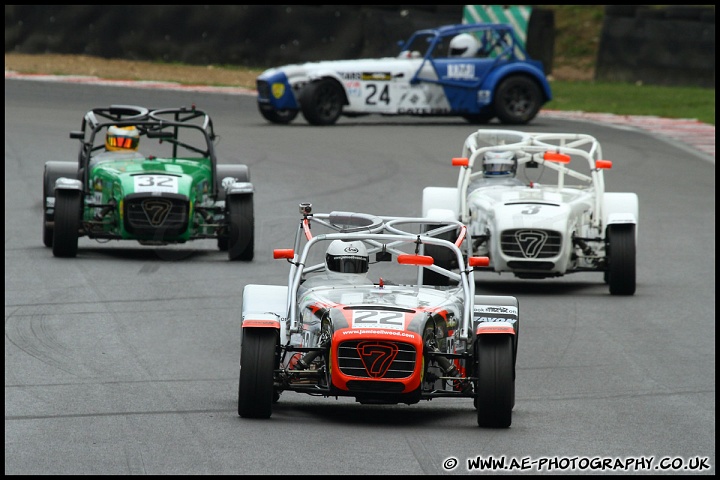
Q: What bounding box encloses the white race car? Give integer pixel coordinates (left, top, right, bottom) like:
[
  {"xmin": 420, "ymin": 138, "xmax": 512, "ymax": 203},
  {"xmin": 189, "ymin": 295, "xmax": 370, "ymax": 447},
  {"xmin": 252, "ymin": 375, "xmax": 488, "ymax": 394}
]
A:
[{"xmin": 422, "ymin": 129, "xmax": 638, "ymax": 295}]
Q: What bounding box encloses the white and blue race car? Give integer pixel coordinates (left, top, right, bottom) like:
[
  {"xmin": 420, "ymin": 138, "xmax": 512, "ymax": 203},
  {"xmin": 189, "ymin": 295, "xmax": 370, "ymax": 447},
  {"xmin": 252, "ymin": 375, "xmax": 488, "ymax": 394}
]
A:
[{"xmin": 256, "ymin": 23, "xmax": 552, "ymax": 126}]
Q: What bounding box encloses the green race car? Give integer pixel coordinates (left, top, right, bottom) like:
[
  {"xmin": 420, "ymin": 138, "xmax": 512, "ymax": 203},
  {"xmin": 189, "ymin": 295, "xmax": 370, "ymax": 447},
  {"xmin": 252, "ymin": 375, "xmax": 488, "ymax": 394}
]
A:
[{"xmin": 42, "ymin": 105, "xmax": 254, "ymax": 260}]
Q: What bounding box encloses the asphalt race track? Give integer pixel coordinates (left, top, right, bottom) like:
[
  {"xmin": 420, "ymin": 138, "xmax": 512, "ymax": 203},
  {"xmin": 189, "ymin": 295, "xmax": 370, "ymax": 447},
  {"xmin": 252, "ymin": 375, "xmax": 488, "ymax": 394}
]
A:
[{"xmin": 4, "ymin": 78, "xmax": 716, "ymax": 475}]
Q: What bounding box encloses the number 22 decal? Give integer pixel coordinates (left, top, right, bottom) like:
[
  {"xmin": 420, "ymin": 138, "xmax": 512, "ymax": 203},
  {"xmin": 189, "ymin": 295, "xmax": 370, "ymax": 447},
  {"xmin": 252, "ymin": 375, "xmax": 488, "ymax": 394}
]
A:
[
  {"xmin": 365, "ymin": 84, "xmax": 390, "ymax": 105},
  {"xmin": 353, "ymin": 310, "xmax": 404, "ymax": 329}
]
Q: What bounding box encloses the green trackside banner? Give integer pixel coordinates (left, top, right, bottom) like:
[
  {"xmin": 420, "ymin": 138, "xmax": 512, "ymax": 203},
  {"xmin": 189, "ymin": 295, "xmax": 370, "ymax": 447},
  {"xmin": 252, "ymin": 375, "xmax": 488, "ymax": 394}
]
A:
[{"xmin": 463, "ymin": 5, "xmax": 532, "ymax": 48}]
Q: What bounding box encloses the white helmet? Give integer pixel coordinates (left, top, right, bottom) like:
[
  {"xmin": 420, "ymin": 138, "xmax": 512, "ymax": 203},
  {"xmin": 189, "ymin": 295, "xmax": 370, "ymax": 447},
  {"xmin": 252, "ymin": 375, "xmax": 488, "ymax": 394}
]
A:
[
  {"xmin": 325, "ymin": 240, "xmax": 369, "ymax": 274},
  {"xmin": 448, "ymin": 33, "xmax": 481, "ymax": 58},
  {"xmin": 483, "ymin": 151, "xmax": 518, "ymax": 177}
]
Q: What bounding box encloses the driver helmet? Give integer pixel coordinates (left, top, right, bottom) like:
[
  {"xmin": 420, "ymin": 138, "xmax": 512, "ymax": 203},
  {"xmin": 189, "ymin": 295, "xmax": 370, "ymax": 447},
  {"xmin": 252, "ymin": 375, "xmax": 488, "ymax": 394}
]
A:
[
  {"xmin": 106, "ymin": 125, "xmax": 140, "ymax": 151},
  {"xmin": 448, "ymin": 33, "xmax": 481, "ymax": 58},
  {"xmin": 325, "ymin": 240, "xmax": 369, "ymax": 274},
  {"xmin": 483, "ymin": 151, "xmax": 518, "ymax": 177}
]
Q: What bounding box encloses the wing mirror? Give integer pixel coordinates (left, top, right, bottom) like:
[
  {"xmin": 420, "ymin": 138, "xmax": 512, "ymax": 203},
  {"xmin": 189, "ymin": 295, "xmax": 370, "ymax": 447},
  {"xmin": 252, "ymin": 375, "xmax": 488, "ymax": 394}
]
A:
[
  {"xmin": 469, "ymin": 256, "xmax": 490, "ymax": 267},
  {"xmin": 273, "ymin": 249, "xmax": 294, "ymax": 259},
  {"xmin": 397, "ymin": 254, "xmax": 434, "ymax": 266},
  {"xmin": 147, "ymin": 130, "xmax": 174, "ymax": 139},
  {"xmin": 543, "ymin": 151, "xmax": 571, "ymax": 164}
]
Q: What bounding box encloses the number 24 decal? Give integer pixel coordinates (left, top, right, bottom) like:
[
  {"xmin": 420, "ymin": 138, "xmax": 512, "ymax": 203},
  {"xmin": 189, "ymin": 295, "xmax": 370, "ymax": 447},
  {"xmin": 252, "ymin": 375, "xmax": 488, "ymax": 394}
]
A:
[{"xmin": 365, "ymin": 84, "xmax": 390, "ymax": 105}]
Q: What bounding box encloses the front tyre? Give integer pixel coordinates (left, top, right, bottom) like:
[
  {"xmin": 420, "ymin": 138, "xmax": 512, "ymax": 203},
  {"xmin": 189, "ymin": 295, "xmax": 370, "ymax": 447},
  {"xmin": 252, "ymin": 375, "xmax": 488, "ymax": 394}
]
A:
[
  {"xmin": 475, "ymin": 334, "xmax": 514, "ymax": 428},
  {"xmin": 493, "ymin": 76, "xmax": 543, "ymax": 125},
  {"xmin": 43, "ymin": 162, "xmax": 79, "ymax": 247},
  {"xmin": 216, "ymin": 164, "xmax": 251, "ymax": 252},
  {"xmin": 606, "ymin": 224, "xmax": 636, "ymax": 295},
  {"xmin": 52, "ymin": 190, "xmax": 82, "ymax": 258},
  {"xmin": 258, "ymin": 104, "xmax": 299, "ymax": 125},
  {"xmin": 300, "ymin": 79, "xmax": 344, "ymax": 126},
  {"xmin": 227, "ymin": 194, "xmax": 254, "ymax": 261},
  {"xmin": 238, "ymin": 328, "xmax": 277, "ymax": 418}
]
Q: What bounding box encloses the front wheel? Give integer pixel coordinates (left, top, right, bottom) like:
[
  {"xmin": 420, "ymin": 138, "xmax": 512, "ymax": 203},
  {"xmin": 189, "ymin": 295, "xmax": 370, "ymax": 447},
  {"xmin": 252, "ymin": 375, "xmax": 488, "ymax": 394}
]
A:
[
  {"xmin": 52, "ymin": 190, "xmax": 82, "ymax": 258},
  {"xmin": 606, "ymin": 224, "xmax": 636, "ymax": 295},
  {"xmin": 493, "ymin": 76, "xmax": 543, "ymax": 125},
  {"xmin": 238, "ymin": 328, "xmax": 277, "ymax": 418},
  {"xmin": 300, "ymin": 79, "xmax": 344, "ymax": 126},
  {"xmin": 216, "ymin": 164, "xmax": 251, "ymax": 252},
  {"xmin": 258, "ymin": 104, "xmax": 299, "ymax": 125},
  {"xmin": 475, "ymin": 334, "xmax": 514, "ymax": 428},
  {"xmin": 43, "ymin": 162, "xmax": 79, "ymax": 247},
  {"xmin": 227, "ymin": 194, "xmax": 254, "ymax": 261}
]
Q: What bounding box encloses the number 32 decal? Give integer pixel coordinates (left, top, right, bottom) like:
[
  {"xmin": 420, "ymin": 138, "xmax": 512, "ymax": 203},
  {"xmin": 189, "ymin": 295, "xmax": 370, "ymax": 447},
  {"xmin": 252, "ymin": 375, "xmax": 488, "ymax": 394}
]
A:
[{"xmin": 134, "ymin": 175, "xmax": 179, "ymax": 193}]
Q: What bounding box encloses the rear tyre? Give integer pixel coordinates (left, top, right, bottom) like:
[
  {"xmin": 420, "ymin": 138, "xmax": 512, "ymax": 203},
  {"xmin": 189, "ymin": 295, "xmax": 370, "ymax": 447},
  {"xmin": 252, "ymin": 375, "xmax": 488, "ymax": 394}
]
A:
[
  {"xmin": 300, "ymin": 79, "xmax": 344, "ymax": 126},
  {"xmin": 238, "ymin": 328, "xmax": 277, "ymax": 418},
  {"xmin": 216, "ymin": 165, "xmax": 250, "ymax": 202},
  {"xmin": 476, "ymin": 334, "xmax": 514, "ymax": 428},
  {"xmin": 606, "ymin": 224, "xmax": 636, "ymax": 295},
  {"xmin": 258, "ymin": 105, "xmax": 299, "ymax": 125},
  {"xmin": 493, "ymin": 76, "xmax": 543, "ymax": 125},
  {"xmin": 227, "ymin": 194, "xmax": 254, "ymax": 261},
  {"xmin": 52, "ymin": 190, "xmax": 82, "ymax": 258}
]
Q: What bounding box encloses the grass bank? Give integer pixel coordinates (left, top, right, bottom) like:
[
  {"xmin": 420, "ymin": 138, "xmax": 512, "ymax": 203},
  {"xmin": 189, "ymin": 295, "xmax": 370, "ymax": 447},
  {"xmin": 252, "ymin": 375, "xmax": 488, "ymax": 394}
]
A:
[{"xmin": 548, "ymin": 81, "xmax": 715, "ymax": 125}]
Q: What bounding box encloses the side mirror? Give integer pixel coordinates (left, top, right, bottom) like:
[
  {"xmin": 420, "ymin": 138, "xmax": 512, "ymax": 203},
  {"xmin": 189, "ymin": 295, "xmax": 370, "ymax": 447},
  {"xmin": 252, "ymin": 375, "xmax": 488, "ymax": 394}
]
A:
[
  {"xmin": 273, "ymin": 249, "xmax": 294, "ymax": 259},
  {"xmin": 147, "ymin": 130, "xmax": 174, "ymax": 139},
  {"xmin": 397, "ymin": 254, "xmax": 434, "ymax": 266},
  {"xmin": 469, "ymin": 256, "xmax": 490, "ymax": 267},
  {"xmin": 595, "ymin": 160, "xmax": 612, "ymax": 169},
  {"xmin": 543, "ymin": 151, "xmax": 571, "ymax": 164}
]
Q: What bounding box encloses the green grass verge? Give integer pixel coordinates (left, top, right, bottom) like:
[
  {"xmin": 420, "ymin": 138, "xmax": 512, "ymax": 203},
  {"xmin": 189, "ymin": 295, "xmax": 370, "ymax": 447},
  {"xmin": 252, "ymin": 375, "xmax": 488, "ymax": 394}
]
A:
[{"xmin": 547, "ymin": 81, "xmax": 715, "ymax": 126}]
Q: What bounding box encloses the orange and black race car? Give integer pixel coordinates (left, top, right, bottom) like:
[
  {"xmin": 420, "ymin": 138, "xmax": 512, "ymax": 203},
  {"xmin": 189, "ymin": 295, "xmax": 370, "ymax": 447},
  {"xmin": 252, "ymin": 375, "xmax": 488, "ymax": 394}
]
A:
[{"xmin": 238, "ymin": 203, "xmax": 519, "ymax": 428}]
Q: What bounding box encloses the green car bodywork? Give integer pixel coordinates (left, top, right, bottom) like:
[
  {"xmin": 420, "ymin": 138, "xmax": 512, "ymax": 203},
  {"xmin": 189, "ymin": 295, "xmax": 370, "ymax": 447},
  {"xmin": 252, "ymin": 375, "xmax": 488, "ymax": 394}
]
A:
[{"xmin": 43, "ymin": 105, "xmax": 255, "ymax": 260}]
